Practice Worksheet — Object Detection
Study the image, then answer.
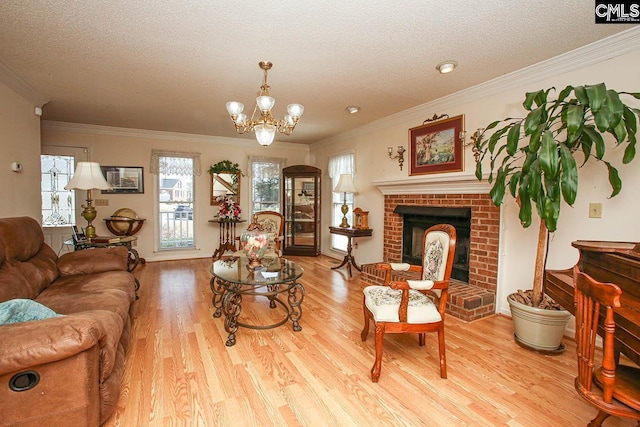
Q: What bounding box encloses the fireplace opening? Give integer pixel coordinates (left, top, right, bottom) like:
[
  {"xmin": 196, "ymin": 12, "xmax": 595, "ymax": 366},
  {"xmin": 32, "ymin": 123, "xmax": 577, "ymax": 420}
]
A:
[{"xmin": 394, "ymin": 205, "xmax": 471, "ymax": 282}]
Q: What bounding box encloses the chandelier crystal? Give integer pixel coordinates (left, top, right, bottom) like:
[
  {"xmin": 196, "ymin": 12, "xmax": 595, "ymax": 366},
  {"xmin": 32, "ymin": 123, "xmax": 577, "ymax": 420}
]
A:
[{"xmin": 226, "ymin": 61, "xmax": 304, "ymax": 147}]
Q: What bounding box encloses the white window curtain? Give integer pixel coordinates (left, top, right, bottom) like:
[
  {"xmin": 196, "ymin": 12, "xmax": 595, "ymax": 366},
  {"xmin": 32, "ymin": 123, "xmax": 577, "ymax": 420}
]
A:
[
  {"xmin": 328, "ymin": 151, "xmax": 355, "ymax": 190},
  {"xmin": 150, "ymin": 150, "xmax": 202, "ymax": 176},
  {"xmin": 328, "ymin": 151, "xmax": 355, "ymax": 251}
]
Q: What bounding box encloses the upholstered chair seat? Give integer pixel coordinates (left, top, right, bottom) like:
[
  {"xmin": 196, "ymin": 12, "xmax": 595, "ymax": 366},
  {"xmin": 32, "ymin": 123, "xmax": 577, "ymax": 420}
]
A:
[{"xmin": 363, "ymin": 285, "xmax": 441, "ymax": 324}]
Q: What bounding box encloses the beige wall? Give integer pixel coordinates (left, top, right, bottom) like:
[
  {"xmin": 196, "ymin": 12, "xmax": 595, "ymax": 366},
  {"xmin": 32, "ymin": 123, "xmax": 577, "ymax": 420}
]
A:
[
  {"xmin": 42, "ymin": 124, "xmax": 310, "ymax": 262},
  {"xmin": 0, "ymin": 82, "xmax": 42, "ymax": 219},
  {"xmin": 310, "ymin": 37, "xmax": 640, "ymax": 315}
]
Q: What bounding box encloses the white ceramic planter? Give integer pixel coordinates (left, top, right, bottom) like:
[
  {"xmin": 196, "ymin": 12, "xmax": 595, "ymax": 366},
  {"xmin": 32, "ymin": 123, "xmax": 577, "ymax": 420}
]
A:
[{"xmin": 507, "ymin": 293, "xmax": 571, "ymax": 351}]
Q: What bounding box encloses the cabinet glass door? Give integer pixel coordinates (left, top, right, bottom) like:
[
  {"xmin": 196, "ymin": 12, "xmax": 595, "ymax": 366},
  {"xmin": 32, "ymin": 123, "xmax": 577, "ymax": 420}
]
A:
[{"xmin": 283, "ymin": 165, "xmax": 321, "ymax": 256}]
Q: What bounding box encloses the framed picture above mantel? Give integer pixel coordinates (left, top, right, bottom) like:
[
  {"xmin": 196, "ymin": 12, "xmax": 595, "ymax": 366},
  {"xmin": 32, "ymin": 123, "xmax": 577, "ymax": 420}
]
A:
[
  {"xmin": 409, "ymin": 114, "xmax": 464, "ymax": 176},
  {"xmin": 100, "ymin": 166, "xmax": 144, "ymax": 194}
]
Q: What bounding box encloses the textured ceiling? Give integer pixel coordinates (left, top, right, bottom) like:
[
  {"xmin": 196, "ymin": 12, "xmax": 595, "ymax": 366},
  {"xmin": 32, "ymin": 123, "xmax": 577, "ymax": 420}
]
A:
[{"xmin": 0, "ymin": 1, "xmax": 633, "ymax": 144}]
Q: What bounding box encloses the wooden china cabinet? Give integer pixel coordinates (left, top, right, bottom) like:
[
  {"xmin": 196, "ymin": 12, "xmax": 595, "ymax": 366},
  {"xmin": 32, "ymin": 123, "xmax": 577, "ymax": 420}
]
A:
[{"xmin": 282, "ymin": 165, "xmax": 321, "ymax": 256}]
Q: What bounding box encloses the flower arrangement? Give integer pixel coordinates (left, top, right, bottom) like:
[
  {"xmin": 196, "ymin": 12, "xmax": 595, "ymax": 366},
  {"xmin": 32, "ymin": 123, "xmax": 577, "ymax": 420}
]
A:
[
  {"xmin": 240, "ymin": 230, "xmax": 269, "ymax": 262},
  {"xmin": 216, "ymin": 195, "xmax": 241, "ymax": 221}
]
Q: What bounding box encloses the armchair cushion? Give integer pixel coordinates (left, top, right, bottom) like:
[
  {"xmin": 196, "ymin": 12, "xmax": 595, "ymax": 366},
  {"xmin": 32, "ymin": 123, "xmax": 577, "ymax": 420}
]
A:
[
  {"xmin": 389, "ymin": 262, "xmax": 411, "ymax": 271},
  {"xmin": 363, "ymin": 285, "xmax": 441, "ymax": 324},
  {"xmin": 407, "ymin": 279, "xmax": 435, "ymax": 290},
  {"xmin": 0, "ymin": 298, "xmax": 61, "ymax": 325}
]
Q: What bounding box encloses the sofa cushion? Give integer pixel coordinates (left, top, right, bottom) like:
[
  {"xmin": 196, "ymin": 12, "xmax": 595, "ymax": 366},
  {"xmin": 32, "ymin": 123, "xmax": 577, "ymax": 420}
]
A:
[
  {"xmin": 37, "ymin": 271, "xmax": 135, "ymax": 324},
  {"xmin": 0, "ymin": 298, "xmax": 61, "ymax": 325},
  {"xmin": 0, "ymin": 262, "xmax": 34, "ymax": 302},
  {"xmin": 0, "ymin": 217, "xmax": 45, "ymax": 262}
]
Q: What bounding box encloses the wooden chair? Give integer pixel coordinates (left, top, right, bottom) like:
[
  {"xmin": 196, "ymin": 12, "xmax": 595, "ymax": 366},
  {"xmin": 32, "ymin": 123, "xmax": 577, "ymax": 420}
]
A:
[
  {"xmin": 249, "ymin": 210, "xmax": 285, "ymax": 256},
  {"xmin": 361, "ymin": 224, "xmax": 456, "ymax": 382},
  {"xmin": 573, "ymin": 266, "xmax": 640, "ymax": 426}
]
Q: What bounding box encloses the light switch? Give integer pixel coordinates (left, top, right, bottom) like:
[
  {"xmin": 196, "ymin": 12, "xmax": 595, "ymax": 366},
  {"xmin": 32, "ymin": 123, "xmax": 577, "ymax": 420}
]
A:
[{"xmin": 589, "ymin": 202, "xmax": 602, "ymax": 218}]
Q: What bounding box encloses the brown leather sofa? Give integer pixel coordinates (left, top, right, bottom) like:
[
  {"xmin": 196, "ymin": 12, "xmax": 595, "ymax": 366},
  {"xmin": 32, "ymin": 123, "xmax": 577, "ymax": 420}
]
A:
[{"xmin": 0, "ymin": 217, "xmax": 137, "ymax": 426}]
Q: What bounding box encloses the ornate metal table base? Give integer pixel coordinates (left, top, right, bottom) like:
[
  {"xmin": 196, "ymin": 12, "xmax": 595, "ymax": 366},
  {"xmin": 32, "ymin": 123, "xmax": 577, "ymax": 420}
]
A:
[{"xmin": 210, "ymin": 276, "xmax": 305, "ymax": 346}]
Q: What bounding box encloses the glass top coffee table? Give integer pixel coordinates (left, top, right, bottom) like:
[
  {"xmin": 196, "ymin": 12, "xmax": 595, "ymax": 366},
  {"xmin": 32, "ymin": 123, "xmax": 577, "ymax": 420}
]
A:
[{"xmin": 209, "ymin": 257, "xmax": 305, "ymax": 346}]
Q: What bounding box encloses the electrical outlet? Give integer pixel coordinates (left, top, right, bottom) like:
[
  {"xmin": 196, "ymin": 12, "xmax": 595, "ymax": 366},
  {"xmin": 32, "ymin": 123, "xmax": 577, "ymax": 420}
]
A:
[
  {"xmin": 94, "ymin": 199, "xmax": 109, "ymax": 206},
  {"xmin": 589, "ymin": 202, "xmax": 602, "ymax": 218}
]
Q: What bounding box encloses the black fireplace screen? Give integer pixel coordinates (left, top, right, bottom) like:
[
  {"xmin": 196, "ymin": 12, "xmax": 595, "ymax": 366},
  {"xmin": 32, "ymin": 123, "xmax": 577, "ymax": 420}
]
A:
[{"xmin": 394, "ymin": 205, "xmax": 471, "ymax": 282}]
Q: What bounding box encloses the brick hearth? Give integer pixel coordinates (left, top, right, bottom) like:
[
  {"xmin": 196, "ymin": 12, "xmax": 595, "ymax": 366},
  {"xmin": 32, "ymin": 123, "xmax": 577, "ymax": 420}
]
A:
[{"xmin": 361, "ymin": 193, "xmax": 500, "ymax": 321}]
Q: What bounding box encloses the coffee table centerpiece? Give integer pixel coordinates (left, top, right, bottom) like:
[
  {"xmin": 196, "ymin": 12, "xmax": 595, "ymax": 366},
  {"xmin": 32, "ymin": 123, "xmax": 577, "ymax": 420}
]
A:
[{"xmin": 240, "ymin": 230, "xmax": 270, "ymax": 269}]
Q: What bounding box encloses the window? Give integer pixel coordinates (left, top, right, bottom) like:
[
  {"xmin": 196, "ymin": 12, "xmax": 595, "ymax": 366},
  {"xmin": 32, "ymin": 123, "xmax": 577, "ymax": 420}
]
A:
[
  {"xmin": 328, "ymin": 151, "xmax": 355, "ymax": 251},
  {"xmin": 249, "ymin": 157, "xmax": 285, "ymax": 216},
  {"xmin": 41, "ymin": 154, "xmax": 76, "ymax": 227},
  {"xmin": 151, "ymin": 150, "xmax": 201, "ymax": 250}
]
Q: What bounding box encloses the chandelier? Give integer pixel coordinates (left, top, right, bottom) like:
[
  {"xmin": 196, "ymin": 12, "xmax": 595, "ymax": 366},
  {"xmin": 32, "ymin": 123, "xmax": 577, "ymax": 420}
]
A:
[{"xmin": 225, "ymin": 61, "xmax": 304, "ymax": 147}]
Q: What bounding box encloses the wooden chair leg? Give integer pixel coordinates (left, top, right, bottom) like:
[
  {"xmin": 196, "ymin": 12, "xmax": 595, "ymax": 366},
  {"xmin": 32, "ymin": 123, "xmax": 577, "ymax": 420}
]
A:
[
  {"xmin": 371, "ymin": 323, "xmax": 385, "ymax": 382},
  {"xmin": 438, "ymin": 327, "xmax": 447, "ymax": 379},
  {"xmin": 588, "ymin": 410, "xmax": 609, "ymax": 427},
  {"xmin": 419, "ymin": 333, "xmax": 425, "ymax": 346},
  {"xmin": 361, "ymin": 304, "xmax": 370, "ymax": 341}
]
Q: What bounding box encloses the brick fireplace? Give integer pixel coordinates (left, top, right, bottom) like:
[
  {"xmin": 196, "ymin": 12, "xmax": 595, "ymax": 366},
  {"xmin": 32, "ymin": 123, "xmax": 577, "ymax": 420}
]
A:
[{"xmin": 362, "ymin": 188, "xmax": 500, "ymax": 321}]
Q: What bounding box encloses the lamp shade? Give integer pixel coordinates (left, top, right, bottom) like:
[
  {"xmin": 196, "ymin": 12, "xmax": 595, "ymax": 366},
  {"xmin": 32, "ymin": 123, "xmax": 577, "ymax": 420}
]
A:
[
  {"xmin": 254, "ymin": 124, "xmax": 276, "ymax": 147},
  {"xmin": 334, "ymin": 173, "xmax": 357, "ymax": 193},
  {"xmin": 64, "ymin": 162, "xmax": 110, "ymax": 190}
]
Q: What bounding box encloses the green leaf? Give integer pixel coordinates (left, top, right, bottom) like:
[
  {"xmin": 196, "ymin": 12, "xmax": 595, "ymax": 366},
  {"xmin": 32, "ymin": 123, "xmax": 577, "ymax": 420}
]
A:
[
  {"xmin": 564, "ymin": 104, "xmax": 584, "ymax": 146},
  {"xmin": 484, "ymin": 120, "xmax": 502, "ymax": 132},
  {"xmin": 523, "ymin": 90, "xmax": 542, "ymax": 111},
  {"xmin": 605, "ymin": 90, "xmax": 623, "ymax": 128},
  {"xmin": 557, "ymin": 85, "xmax": 574, "ymax": 103},
  {"xmin": 528, "ymin": 124, "xmax": 545, "ymax": 153},
  {"xmin": 539, "ymin": 131, "xmax": 559, "ymax": 179},
  {"xmin": 559, "ymin": 144, "xmax": 578, "ymax": 205},
  {"xmin": 623, "ymin": 105, "xmax": 638, "ymax": 134},
  {"xmin": 543, "ymin": 196, "xmax": 560, "ymax": 232},
  {"xmin": 583, "ymin": 125, "xmax": 604, "ymax": 160},
  {"xmin": 605, "ymin": 161, "xmax": 622, "ymax": 198},
  {"xmin": 623, "ymin": 138, "xmax": 636, "ymax": 164},
  {"xmin": 508, "ymin": 171, "xmax": 521, "ymax": 198},
  {"xmin": 586, "ymin": 83, "xmax": 607, "ymax": 113},
  {"xmin": 489, "ymin": 168, "xmax": 507, "ymax": 205},
  {"xmin": 595, "ymin": 105, "xmax": 611, "ymax": 132},
  {"xmin": 527, "ymin": 160, "xmax": 542, "ymax": 200},
  {"xmin": 574, "ymin": 86, "xmax": 588, "ymax": 105},
  {"xmin": 612, "ymin": 119, "xmax": 627, "ymax": 144},
  {"xmin": 524, "ymin": 107, "xmax": 545, "ymax": 135},
  {"xmin": 475, "ymin": 161, "xmax": 483, "ymax": 180},
  {"xmin": 518, "ymin": 189, "xmax": 532, "ymax": 228},
  {"xmin": 506, "ymin": 122, "xmax": 521, "ymax": 155}
]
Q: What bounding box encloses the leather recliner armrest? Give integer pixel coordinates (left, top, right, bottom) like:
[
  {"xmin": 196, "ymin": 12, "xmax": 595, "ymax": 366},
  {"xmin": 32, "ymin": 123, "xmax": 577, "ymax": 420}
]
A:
[
  {"xmin": 0, "ymin": 310, "xmax": 122, "ymax": 381},
  {"xmin": 57, "ymin": 246, "xmax": 129, "ymax": 276}
]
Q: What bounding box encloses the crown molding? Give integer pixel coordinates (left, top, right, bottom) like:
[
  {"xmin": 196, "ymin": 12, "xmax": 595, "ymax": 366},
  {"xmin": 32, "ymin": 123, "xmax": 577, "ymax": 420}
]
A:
[
  {"xmin": 314, "ymin": 27, "xmax": 640, "ymax": 146},
  {"xmin": 0, "ymin": 61, "xmax": 49, "ymax": 107},
  {"xmin": 42, "ymin": 120, "xmax": 309, "ymax": 151}
]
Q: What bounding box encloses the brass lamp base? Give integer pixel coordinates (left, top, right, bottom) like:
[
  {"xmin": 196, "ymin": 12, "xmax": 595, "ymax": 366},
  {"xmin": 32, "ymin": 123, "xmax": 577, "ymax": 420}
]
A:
[
  {"xmin": 340, "ymin": 203, "xmax": 350, "ymax": 228},
  {"xmin": 81, "ymin": 196, "xmax": 98, "ymax": 238}
]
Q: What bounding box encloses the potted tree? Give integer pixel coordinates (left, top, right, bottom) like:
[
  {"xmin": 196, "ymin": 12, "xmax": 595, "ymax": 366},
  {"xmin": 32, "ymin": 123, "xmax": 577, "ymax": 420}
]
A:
[{"xmin": 473, "ymin": 83, "xmax": 640, "ymax": 351}]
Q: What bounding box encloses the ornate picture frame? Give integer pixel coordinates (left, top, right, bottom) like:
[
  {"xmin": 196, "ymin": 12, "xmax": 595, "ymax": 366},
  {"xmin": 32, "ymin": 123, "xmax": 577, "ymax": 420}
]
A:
[
  {"xmin": 409, "ymin": 114, "xmax": 464, "ymax": 176},
  {"xmin": 100, "ymin": 166, "xmax": 144, "ymax": 194}
]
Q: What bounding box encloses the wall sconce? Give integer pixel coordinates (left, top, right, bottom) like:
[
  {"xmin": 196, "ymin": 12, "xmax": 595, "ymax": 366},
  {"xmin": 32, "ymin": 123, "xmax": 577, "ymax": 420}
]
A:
[
  {"xmin": 388, "ymin": 146, "xmax": 406, "ymax": 170},
  {"xmin": 460, "ymin": 128, "xmax": 485, "ymax": 163}
]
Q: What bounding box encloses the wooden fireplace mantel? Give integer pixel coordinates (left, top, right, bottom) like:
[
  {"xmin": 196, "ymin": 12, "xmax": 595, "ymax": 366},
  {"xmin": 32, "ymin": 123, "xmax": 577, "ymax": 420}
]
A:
[{"xmin": 372, "ymin": 173, "xmax": 492, "ymax": 195}]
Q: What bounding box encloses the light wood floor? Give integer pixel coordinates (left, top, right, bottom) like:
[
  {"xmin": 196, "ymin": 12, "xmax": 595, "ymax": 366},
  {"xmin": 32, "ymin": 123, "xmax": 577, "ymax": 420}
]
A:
[{"xmin": 105, "ymin": 255, "xmax": 635, "ymax": 427}]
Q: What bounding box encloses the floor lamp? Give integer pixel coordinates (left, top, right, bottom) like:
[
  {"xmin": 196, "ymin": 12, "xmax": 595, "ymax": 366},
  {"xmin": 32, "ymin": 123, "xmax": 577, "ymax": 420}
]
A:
[
  {"xmin": 334, "ymin": 173, "xmax": 357, "ymax": 228},
  {"xmin": 64, "ymin": 162, "xmax": 111, "ymax": 238}
]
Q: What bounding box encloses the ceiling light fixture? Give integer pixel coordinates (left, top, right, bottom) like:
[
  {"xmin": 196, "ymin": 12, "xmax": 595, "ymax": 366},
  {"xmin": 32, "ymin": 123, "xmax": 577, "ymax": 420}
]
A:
[
  {"xmin": 436, "ymin": 60, "xmax": 458, "ymax": 74},
  {"xmin": 226, "ymin": 61, "xmax": 304, "ymax": 147},
  {"xmin": 346, "ymin": 106, "xmax": 360, "ymax": 114}
]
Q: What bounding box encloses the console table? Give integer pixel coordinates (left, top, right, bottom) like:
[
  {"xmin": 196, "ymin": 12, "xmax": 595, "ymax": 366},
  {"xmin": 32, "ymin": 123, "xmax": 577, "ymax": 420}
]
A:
[
  {"xmin": 209, "ymin": 218, "xmax": 246, "ymax": 259},
  {"xmin": 329, "ymin": 226, "xmax": 373, "ymax": 277}
]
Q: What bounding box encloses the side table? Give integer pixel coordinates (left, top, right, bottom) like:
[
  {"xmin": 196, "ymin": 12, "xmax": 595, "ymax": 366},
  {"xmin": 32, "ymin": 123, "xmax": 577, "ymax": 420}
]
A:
[
  {"xmin": 209, "ymin": 219, "xmax": 246, "ymax": 259},
  {"xmin": 329, "ymin": 226, "xmax": 373, "ymax": 277}
]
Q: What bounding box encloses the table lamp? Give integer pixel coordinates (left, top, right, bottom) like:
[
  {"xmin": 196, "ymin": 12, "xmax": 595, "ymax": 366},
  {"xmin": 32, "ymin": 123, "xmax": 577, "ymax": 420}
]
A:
[
  {"xmin": 64, "ymin": 162, "xmax": 110, "ymax": 238},
  {"xmin": 334, "ymin": 173, "xmax": 357, "ymax": 228}
]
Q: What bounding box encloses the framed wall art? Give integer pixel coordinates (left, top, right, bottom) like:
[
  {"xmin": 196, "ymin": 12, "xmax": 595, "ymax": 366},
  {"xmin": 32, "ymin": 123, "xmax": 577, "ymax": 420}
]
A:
[
  {"xmin": 100, "ymin": 166, "xmax": 144, "ymax": 194},
  {"xmin": 409, "ymin": 114, "xmax": 464, "ymax": 176}
]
